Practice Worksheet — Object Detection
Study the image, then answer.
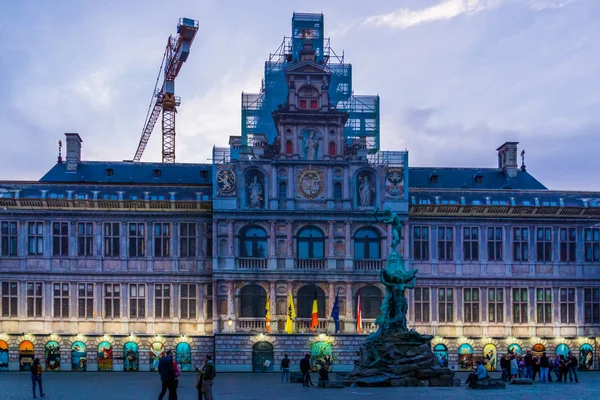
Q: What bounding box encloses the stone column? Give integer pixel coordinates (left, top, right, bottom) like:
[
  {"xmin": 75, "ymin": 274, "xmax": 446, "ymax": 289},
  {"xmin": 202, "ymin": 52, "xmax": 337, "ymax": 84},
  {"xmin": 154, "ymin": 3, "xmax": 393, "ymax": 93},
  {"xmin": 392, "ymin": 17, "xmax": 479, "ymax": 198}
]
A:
[
  {"xmin": 227, "ymin": 220, "xmax": 234, "ymax": 257},
  {"xmin": 227, "ymin": 281, "xmax": 235, "ymax": 316},
  {"xmin": 286, "ymin": 221, "xmax": 293, "ymax": 257},
  {"xmin": 328, "ymin": 221, "xmax": 335, "ymax": 258},
  {"xmin": 269, "ymin": 220, "xmax": 276, "ymax": 258},
  {"xmin": 269, "ymin": 281, "xmax": 276, "ymax": 330},
  {"xmin": 345, "ymin": 222, "xmax": 352, "ymax": 258}
]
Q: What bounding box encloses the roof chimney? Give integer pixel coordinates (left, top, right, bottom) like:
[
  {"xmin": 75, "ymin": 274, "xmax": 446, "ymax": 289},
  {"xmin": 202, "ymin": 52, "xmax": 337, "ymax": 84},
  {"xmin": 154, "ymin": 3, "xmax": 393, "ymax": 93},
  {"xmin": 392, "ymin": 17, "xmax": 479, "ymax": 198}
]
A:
[
  {"xmin": 65, "ymin": 133, "xmax": 83, "ymax": 173},
  {"xmin": 497, "ymin": 142, "xmax": 518, "ymax": 178}
]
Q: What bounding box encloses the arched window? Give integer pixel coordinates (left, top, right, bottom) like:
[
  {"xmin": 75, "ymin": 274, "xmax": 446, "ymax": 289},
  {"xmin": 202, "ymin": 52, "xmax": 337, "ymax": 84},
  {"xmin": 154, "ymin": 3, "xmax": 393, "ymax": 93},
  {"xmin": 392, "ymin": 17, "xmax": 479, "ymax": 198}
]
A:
[
  {"xmin": 240, "ymin": 226, "xmax": 268, "ymax": 258},
  {"xmin": 286, "ymin": 140, "xmax": 293, "ymax": 154},
  {"xmin": 458, "ymin": 344, "xmax": 474, "ymax": 371},
  {"xmin": 239, "ymin": 284, "xmax": 267, "ymax": 318},
  {"xmin": 297, "ymin": 284, "xmax": 326, "ymax": 318},
  {"xmin": 297, "ymin": 226, "xmax": 324, "ymax": 259},
  {"xmin": 298, "ymin": 85, "xmax": 319, "ymax": 110},
  {"xmin": 279, "ymin": 182, "xmax": 287, "ymax": 200},
  {"xmin": 483, "ymin": 343, "xmax": 497, "ymax": 371},
  {"xmin": 354, "ymin": 228, "xmax": 381, "ymax": 260},
  {"xmin": 329, "ymin": 141, "xmax": 336, "ymax": 156},
  {"xmin": 356, "ymin": 285, "xmax": 383, "ymax": 319},
  {"xmin": 333, "ymin": 182, "xmax": 342, "ymax": 201},
  {"xmin": 433, "ymin": 344, "xmax": 448, "ymax": 367}
]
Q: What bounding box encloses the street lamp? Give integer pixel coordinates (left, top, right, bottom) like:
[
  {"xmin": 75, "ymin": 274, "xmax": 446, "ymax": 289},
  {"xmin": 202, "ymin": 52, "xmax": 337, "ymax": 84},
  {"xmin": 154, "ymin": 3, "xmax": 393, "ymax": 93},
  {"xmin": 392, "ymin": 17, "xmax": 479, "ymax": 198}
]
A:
[{"xmin": 227, "ymin": 318, "xmax": 233, "ymax": 333}]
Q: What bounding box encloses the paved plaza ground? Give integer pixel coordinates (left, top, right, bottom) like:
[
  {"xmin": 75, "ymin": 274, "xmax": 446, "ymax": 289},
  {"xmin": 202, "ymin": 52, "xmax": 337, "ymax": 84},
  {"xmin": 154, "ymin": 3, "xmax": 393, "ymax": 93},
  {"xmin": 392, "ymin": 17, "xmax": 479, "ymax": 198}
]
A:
[{"xmin": 0, "ymin": 371, "xmax": 598, "ymax": 400}]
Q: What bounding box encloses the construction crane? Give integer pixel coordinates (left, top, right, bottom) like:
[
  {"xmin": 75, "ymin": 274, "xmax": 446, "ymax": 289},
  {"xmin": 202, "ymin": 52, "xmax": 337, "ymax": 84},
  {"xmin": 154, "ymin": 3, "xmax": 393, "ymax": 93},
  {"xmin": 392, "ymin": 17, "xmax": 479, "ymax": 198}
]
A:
[{"xmin": 133, "ymin": 18, "xmax": 199, "ymax": 163}]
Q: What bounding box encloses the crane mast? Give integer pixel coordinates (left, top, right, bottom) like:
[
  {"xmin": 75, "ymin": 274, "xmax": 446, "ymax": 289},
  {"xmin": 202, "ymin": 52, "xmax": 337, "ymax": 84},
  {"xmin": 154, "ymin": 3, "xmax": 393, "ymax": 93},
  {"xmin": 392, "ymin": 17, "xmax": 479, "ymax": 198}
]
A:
[{"xmin": 133, "ymin": 18, "xmax": 199, "ymax": 163}]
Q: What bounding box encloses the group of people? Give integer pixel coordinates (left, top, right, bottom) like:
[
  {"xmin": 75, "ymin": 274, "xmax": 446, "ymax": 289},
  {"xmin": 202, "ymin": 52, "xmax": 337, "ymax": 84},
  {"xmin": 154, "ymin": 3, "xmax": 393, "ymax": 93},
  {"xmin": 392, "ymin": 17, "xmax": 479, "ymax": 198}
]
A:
[
  {"xmin": 280, "ymin": 353, "xmax": 332, "ymax": 387},
  {"xmin": 499, "ymin": 351, "xmax": 580, "ymax": 383},
  {"xmin": 157, "ymin": 352, "xmax": 216, "ymax": 400}
]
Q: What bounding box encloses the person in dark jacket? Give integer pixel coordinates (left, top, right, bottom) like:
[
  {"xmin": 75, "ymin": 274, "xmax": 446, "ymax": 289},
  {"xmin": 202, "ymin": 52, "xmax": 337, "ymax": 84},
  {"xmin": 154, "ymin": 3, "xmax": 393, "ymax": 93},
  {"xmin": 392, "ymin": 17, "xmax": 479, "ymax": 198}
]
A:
[
  {"xmin": 539, "ymin": 352, "xmax": 550, "ymax": 382},
  {"xmin": 202, "ymin": 355, "xmax": 216, "ymax": 400},
  {"xmin": 567, "ymin": 352, "xmax": 579, "ymax": 383},
  {"xmin": 280, "ymin": 354, "xmax": 291, "ymax": 383},
  {"xmin": 524, "ymin": 351, "xmax": 534, "ymax": 379},
  {"xmin": 559, "ymin": 355, "xmax": 569, "ymax": 382},
  {"xmin": 300, "ymin": 354, "xmax": 313, "ymax": 387},
  {"xmin": 31, "ymin": 358, "xmax": 46, "ymax": 398},
  {"xmin": 158, "ymin": 351, "xmax": 176, "ymax": 400},
  {"xmin": 500, "ymin": 354, "xmax": 510, "ymax": 381}
]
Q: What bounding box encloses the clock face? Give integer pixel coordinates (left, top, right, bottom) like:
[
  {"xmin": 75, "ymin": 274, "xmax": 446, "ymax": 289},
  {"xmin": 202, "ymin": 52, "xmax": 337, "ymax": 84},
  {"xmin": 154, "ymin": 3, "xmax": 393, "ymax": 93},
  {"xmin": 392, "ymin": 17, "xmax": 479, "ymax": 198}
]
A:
[{"xmin": 298, "ymin": 168, "xmax": 323, "ymax": 199}]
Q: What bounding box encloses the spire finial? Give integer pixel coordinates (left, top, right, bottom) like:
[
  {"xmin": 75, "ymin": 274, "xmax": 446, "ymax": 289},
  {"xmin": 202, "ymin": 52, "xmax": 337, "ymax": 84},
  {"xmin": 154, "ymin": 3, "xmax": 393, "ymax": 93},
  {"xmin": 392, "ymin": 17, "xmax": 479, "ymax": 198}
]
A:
[
  {"xmin": 57, "ymin": 140, "xmax": 63, "ymax": 164},
  {"xmin": 520, "ymin": 149, "xmax": 526, "ymax": 171}
]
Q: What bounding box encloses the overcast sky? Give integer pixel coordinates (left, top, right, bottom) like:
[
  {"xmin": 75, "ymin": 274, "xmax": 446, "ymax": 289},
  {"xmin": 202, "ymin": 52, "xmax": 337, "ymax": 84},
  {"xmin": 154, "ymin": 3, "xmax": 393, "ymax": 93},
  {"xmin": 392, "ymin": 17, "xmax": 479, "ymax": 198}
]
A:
[{"xmin": 0, "ymin": 0, "xmax": 598, "ymax": 190}]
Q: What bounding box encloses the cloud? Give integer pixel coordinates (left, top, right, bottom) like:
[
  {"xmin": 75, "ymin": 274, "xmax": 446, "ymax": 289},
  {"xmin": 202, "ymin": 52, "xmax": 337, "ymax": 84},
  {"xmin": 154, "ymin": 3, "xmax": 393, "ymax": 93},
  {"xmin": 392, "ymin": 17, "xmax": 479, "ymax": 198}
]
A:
[
  {"xmin": 529, "ymin": 0, "xmax": 580, "ymax": 11},
  {"xmin": 363, "ymin": 0, "xmax": 503, "ymax": 29}
]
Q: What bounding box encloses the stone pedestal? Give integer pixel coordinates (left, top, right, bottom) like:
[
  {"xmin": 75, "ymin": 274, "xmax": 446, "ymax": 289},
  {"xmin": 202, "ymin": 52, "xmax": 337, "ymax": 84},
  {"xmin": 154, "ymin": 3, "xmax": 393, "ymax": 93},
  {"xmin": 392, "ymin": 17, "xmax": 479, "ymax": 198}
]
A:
[{"xmin": 344, "ymin": 331, "xmax": 453, "ymax": 387}]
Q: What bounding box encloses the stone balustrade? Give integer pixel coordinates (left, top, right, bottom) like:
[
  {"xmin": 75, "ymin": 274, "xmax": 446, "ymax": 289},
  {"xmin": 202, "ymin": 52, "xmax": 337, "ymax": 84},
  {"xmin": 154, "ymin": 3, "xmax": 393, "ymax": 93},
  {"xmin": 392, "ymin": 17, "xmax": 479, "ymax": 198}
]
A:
[
  {"xmin": 296, "ymin": 318, "xmax": 328, "ymax": 332},
  {"xmin": 236, "ymin": 318, "xmax": 267, "ymax": 332},
  {"xmin": 354, "ymin": 259, "xmax": 385, "ymax": 271},
  {"xmin": 294, "ymin": 258, "xmax": 327, "ymax": 270},
  {"xmin": 237, "ymin": 257, "xmax": 268, "ymax": 269}
]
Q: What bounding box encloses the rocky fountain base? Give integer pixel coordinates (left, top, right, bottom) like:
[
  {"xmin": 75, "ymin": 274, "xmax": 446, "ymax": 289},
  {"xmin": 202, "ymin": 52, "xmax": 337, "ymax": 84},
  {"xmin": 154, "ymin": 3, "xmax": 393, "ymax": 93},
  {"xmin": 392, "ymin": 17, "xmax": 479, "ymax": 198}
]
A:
[{"xmin": 344, "ymin": 330, "xmax": 454, "ymax": 387}]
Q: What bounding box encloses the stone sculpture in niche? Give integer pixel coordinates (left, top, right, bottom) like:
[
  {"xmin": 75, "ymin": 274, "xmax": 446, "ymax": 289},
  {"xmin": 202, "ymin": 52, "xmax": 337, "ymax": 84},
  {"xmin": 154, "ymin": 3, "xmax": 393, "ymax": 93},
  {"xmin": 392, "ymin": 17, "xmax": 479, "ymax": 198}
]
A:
[
  {"xmin": 344, "ymin": 208, "xmax": 454, "ymax": 387},
  {"xmin": 358, "ymin": 175, "xmax": 374, "ymax": 207},
  {"xmin": 304, "ymin": 130, "xmax": 319, "ymax": 160},
  {"xmin": 247, "ymin": 175, "xmax": 263, "ymax": 208}
]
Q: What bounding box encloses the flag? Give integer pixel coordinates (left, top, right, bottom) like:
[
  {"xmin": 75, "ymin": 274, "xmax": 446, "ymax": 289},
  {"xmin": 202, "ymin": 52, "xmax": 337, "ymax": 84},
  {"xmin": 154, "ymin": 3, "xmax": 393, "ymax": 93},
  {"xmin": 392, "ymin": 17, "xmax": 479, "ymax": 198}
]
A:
[
  {"xmin": 357, "ymin": 289, "xmax": 362, "ymax": 333},
  {"xmin": 330, "ymin": 288, "xmax": 340, "ymax": 333},
  {"xmin": 285, "ymin": 290, "xmax": 296, "ymax": 334},
  {"xmin": 265, "ymin": 293, "xmax": 271, "ymax": 334},
  {"xmin": 310, "ymin": 291, "xmax": 319, "ymax": 332}
]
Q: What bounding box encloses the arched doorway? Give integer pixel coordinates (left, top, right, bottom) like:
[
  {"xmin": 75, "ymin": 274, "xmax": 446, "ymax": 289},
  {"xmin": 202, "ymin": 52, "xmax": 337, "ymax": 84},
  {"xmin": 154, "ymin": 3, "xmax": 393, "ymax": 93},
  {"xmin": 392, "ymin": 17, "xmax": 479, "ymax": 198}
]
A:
[
  {"xmin": 176, "ymin": 342, "xmax": 192, "ymax": 372},
  {"xmin": 579, "ymin": 344, "xmax": 593, "ymax": 370},
  {"xmin": 532, "ymin": 343, "xmax": 545, "ymax": 357},
  {"xmin": 19, "ymin": 341, "xmax": 34, "ymax": 371},
  {"xmin": 150, "ymin": 342, "xmax": 165, "ymax": 372},
  {"xmin": 98, "ymin": 341, "xmax": 113, "ymax": 371},
  {"xmin": 0, "ymin": 341, "xmax": 8, "ymax": 371},
  {"xmin": 123, "ymin": 342, "xmax": 139, "ymax": 371},
  {"xmin": 239, "ymin": 284, "xmax": 267, "ymax": 318},
  {"xmin": 556, "ymin": 343, "xmax": 569, "ymax": 358},
  {"xmin": 71, "ymin": 341, "xmax": 87, "ymax": 371},
  {"xmin": 458, "ymin": 344, "xmax": 473, "ymax": 371},
  {"xmin": 252, "ymin": 342, "xmax": 274, "ymax": 372},
  {"xmin": 508, "ymin": 343, "xmax": 522, "ymax": 356},
  {"xmin": 483, "ymin": 344, "xmax": 497, "ymax": 371},
  {"xmin": 45, "ymin": 341, "xmax": 60, "ymax": 371},
  {"xmin": 433, "ymin": 344, "xmax": 448, "ymax": 367}
]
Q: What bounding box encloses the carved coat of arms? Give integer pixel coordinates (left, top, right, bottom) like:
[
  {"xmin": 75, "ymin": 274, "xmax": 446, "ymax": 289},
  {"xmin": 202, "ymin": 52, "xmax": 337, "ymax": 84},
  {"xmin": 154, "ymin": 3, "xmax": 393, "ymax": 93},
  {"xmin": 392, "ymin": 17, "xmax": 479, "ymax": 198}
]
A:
[
  {"xmin": 297, "ymin": 168, "xmax": 324, "ymax": 199},
  {"xmin": 216, "ymin": 165, "xmax": 236, "ymax": 195},
  {"xmin": 385, "ymin": 167, "xmax": 405, "ymax": 198}
]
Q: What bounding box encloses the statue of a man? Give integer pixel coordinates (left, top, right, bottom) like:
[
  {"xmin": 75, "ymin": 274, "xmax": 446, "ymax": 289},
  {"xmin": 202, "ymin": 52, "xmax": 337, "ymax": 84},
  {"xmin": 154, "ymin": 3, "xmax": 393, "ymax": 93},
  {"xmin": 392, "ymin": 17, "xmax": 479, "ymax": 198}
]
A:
[
  {"xmin": 248, "ymin": 176, "xmax": 263, "ymax": 207},
  {"xmin": 374, "ymin": 208, "xmax": 402, "ymax": 252}
]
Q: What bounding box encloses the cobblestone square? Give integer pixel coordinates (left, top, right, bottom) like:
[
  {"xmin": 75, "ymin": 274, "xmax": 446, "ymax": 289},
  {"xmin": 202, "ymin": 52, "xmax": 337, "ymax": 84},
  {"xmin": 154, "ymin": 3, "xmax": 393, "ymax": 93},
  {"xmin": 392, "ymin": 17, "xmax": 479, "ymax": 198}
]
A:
[{"xmin": 1, "ymin": 372, "xmax": 599, "ymax": 400}]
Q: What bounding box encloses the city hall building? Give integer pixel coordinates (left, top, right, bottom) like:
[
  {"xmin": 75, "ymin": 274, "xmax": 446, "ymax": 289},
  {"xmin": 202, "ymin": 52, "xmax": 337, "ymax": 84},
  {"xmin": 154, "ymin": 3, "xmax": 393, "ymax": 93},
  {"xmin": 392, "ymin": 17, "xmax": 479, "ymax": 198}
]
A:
[{"xmin": 0, "ymin": 13, "xmax": 599, "ymax": 373}]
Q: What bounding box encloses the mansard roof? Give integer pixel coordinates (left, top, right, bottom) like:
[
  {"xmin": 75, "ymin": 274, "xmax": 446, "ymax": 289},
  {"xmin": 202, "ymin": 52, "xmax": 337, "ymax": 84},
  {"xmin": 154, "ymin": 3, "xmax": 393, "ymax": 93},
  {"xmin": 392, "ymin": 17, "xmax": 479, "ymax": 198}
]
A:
[
  {"xmin": 408, "ymin": 167, "xmax": 547, "ymax": 190},
  {"xmin": 40, "ymin": 161, "xmax": 212, "ymax": 185}
]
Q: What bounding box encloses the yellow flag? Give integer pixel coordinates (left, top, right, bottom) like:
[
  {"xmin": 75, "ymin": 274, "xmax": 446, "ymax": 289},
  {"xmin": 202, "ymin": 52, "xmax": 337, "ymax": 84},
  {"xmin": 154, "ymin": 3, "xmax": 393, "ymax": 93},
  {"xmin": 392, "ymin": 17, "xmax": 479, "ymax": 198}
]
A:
[
  {"xmin": 265, "ymin": 294, "xmax": 271, "ymax": 334},
  {"xmin": 285, "ymin": 290, "xmax": 296, "ymax": 334}
]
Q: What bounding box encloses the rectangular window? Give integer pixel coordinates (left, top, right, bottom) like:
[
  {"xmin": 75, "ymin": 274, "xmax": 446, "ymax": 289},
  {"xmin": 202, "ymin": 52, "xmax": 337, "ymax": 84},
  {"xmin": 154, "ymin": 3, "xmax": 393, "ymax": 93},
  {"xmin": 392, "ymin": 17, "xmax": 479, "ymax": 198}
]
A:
[
  {"xmin": 129, "ymin": 284, "xmax": 145, "ymax": 319},
  {"xmin": 584, "ymin": 228, "xmax": 600, "ymax": 262},
  {"xmin": 584, "ymin": 288, "xmax": 600, "ymax": 324},
  {"xmin": 559, "ymin": 288, "xmax": 575, "ymax": 324},
  {"xmin": 488, "ymin": 288, "xmax": 504, "ymax": 323},
  {"xmin": 437, "ymin": 227, "xmax": 453, "ymax": 261},
  {"xmin": 463, "ymin": 288, "xmax": 480, "ymax": 323},
  {"xmin": 103, "ymin": 222, "xmax": 120, "ymax": 257},
  {"xmin": 52, "ymin": 222, "xmax": 69, "ymax": 256},
  {"xmin": 0, "ymin": 221, "xmax": 17, "ymax": 257},
  {"xmin": 412, "ymin": 226, "xmax": 429, "ymax": 261},
  {"xmin": 77, "ymin": 222, "xmax": 94, "ymax": 257},
  {"xmin": 487, "ymin": 227, "xmax": 503, "ymax": 261},
  {"xmin": 413, "ymin": 287, "xmax": 430, "ymax": 323},
  {"xmin": 206, "ymin": 284, "xmax": 213, "ymax": 319},
  {"xmin": 104, "ymin": 283, "xmax": 121, "ymax": 319},
  {"xmin": 154, "ymin": 283, "xmax": 171, "ymax": 319},
  {"xmin": 27, "ymin": 222, "xmax": 44, "ymax": 256},
  {"xmin": 77, "ymin": 283, "xmax": 94, "ymax": 319},
  {"xmin": 463, "ymin": 227, "xmax": 479, "ymax": 261},
  {"xmin": 310, "ymin": 100, "xmax": 318, "ymax": 109},
  {"xmin": 154, "ymin": 223, "xmax": 170, "ymax": 258},
  {"xmin": 333, "ymin": 182, "xmax": 342, "ymax": 201},
  {"xmin": 180, "ymin": 283, "xmax": 197, "ymax": 320},
  {"xmin": 1, "ymin": 281, "xmax": 18, "ymax": 317},
  {"xmin": 512, "ymin": 288, "xmax": 528, "ymax": 323},
  {"xmin": 279, "ymin": 182, "xmax": 287, "ymax": 201},
  {"xmin": 513, "ymin": 227, "xmax": 529, "ymax": 262},
  {"xmin": 53, "ymin": 282, "xmax": 70, "ymax": 318},
  {"xmin": 437, "ymin": 288, "xmax": 454, "ymax": 323},
  {"xmin": 128, "ymin": 223, "xmax": 145, "ymax": 258},
  {"xmin": 559, "ymin": 228, "xmax": 576, "ymax": 262},
  {"xmin": 180, "ymin": 223, "xmax": 196, "ymax": 258},
  {"xmin": 536, "ymin": 227, "xmax": 552, "ymax": 262},
  {"xmin": 536, "ymin": 288, "xmax": 552, "ymax": 323},
  {"xmin": 26, "ymin": 282, "xmax": 43, "ymax": 318},
  {"xmin": 299, "ymin": 99, "xmax": 307, "ymax": 109}
]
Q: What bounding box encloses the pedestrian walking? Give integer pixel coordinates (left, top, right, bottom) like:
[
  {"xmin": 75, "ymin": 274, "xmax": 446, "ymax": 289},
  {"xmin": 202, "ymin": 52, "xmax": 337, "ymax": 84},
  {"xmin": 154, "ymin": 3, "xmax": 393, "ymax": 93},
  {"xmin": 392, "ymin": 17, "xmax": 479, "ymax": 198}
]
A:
[
  {"xmin": 539, "ymin": 352, "xmax": 549, "ymax": 382},
  {"xmin": 510, "ymin": 355, "xmax": 518, "ymax": 383},
  {"xmin": 194, "ymin": 360, "xmax": 205, "ymax": 400},
  {"xmin": 158, "ymin": 350, "xmax": 177, "ymax": 400},
  {"xmin": 300, "ymin": 354, "xmax": 313, "ymax": 387},
  {"xmin": 567, "ymin": 352, "xmax": 579, "ymax": 383},
  {"xmin": 201, "ymin": 355, "xmax": 216, "ymax": 400},
  {"xmin": 31, "ymin": 358, "xmax": 45, "ymax": 398},
  {"xmin": 280, "ymin": 353, "xmax": 291, "ymax": 383}
]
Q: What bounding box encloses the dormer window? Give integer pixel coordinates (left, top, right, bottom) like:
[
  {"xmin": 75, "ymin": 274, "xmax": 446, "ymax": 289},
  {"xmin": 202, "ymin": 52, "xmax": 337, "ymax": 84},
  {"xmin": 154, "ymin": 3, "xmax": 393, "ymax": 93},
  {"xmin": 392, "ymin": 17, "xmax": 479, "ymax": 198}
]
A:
[
  {"xmin": 106, "ymin": 168, "xmax": 114, "ymax": 177},
  {"xmin": 153, "ymin": 169, "xmax": 161, "ymax": 178},
  {"xmin": 473, "ymin": 171, "xmax": 483, "ymax": 184},
  {"xmin": 200, "ymin": 170, "xmax": 208, "ymax": 179},
  {"xmin": 429, "ymin": 172, "xmax": 439, "ymax": 183},
  {"xmin": 298, "ymin": 85, "xmax": 319, "ymax": 110}
]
